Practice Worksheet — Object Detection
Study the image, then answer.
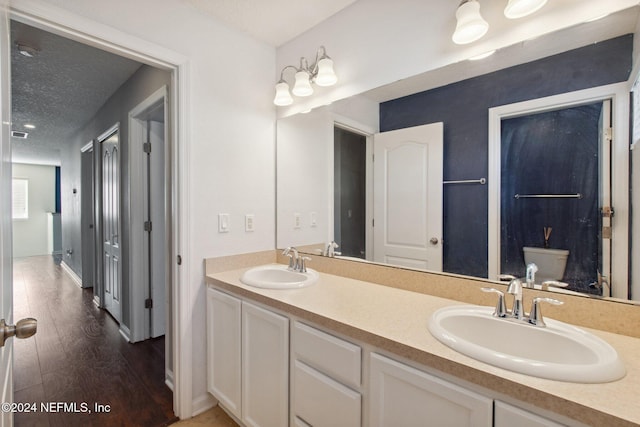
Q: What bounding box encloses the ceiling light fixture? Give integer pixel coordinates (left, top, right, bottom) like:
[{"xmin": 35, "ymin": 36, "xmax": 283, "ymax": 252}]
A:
[
  {"xmin": 24, "ymin": 124, "xmax": 36, "ymax": 129},
  {"xmin": 16, "ymin": 43, "xmax": 39, "ymax": 58},
  {"xmin": 504, "ymin": 0, "xmax": 547, "ymax": 19},
  {"xmin": 452, "ymin": 0, "xmax": 489, "ymax": 45},
  {"xmin": 274, "ymin": 46, "xmax": 337, "ymax": 106}
]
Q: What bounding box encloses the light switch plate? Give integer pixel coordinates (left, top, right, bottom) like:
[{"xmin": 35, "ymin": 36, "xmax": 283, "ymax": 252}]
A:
[
  {"xmin": 245, "ymin": 214, "xmax": 255, "ymax": 232},
  {"xmin": 218, "ymin": 213, "xmax": 230, "ymax": 233}
]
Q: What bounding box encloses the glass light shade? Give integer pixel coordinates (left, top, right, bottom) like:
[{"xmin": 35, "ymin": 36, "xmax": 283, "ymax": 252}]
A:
[
  {"xmin": 315, "ymin": 58, "xmax": 337, "ymax": 87},
  {"xmin": 504, "ymin": 0, "xmax": 547, "ymax": 19},
  {"xmin": 292, "ymin": 71, "xmax": 313, "ymax": 96},
  {"xmin": 452, "ymin": 0, "xmax": 489, "ymax": 45},
  {"xmin": 273, "ymin": 82, "xmax": 293, "ymax": 106}
]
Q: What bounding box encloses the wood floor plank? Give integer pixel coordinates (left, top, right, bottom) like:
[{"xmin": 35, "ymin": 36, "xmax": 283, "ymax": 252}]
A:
[{"xmin": 13, "ymin": 256, "xmax": 177, "ymax": 427}]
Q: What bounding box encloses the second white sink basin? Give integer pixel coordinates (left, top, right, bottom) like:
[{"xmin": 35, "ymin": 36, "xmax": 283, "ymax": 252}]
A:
[
  {"xmin": 428, "ymin": 305, "xmax": 625, "ymax": 383},
  {"xmin": 240, "ymin": 264, "xmax": 318, "ymax": 289}
]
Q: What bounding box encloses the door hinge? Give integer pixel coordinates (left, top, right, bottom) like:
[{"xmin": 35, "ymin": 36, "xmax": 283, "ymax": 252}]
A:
[
  {"xmin": 145, "ymin": 298, "xmax": 153, "ymax": 309},
  {"xmin": 144, "ymin": 221, "xmax": 152, "ymax": 232},
  {"xmin": 604, "ymin": 127, "xmax": 613, "ymax": 141},
  {"xmin": 602, "ymin": 206, "xmax": 615, "ymax": 218},
  {"xmin": 143, "ymin": 142, "xmax": 152, "ymax": 153}
]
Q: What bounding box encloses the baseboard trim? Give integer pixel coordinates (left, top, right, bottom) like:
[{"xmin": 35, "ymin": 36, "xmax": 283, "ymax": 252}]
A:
[
  {"xmin": 191, "ymin": 393, "xmax": 216, "ymax": 417},
  {"xmin": 165, "ymin": 369, "xmax": 175, "ymax": 391},
  {"xmin": 60, "ymin": 261, "xmax": 82, "ymax": 288},
  {"xmin": 119, "ymin": 325, "xmax": 131, "ymax": 342}
]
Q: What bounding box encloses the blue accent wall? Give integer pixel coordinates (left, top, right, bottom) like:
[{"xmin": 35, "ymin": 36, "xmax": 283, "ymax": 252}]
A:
[{"xmin": 379, "ymin": 35, "xmax": 632, "ymax": 279}]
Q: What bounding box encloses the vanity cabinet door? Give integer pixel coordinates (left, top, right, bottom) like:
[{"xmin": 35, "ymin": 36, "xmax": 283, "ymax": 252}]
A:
[
  {"xmin": 369, "ymin": 353, "xmax": 492, "ymax": 427},
  {"xmin": 494, "ymin": 401, "xmax": 565, "ymax": 427},
  {"xmin": 206, "ymin": 288, "xmax": 242, "ymax": 419},
  {"xmin": 242, "ymin": 301, "xmax": 289, "ymax": 427}
]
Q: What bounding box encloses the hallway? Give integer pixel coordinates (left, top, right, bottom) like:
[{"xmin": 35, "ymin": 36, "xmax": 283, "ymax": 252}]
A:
[{"xmin": 12, "ymin": 256, "xmax": 177, "ymax": 427}]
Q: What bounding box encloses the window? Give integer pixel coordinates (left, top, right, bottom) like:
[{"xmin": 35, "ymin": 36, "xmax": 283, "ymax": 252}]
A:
[{"xmin": 12, "ymin": 178, "xmax": 28, "ymax": 220}]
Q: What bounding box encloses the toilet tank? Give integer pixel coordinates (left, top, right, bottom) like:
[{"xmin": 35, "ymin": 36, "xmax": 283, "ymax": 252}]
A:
[{"xmin": 523, "ymin": 247, "xmax": 569, "ymax": 282}]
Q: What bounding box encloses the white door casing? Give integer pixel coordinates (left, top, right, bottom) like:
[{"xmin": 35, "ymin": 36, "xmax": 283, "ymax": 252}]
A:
[
  {"xmin": 8, "ymin": 2, "xmax": 191, "ymax": 417},
  {"xmin": 488, "ymin": 84, "xmax": 629, "ymax": 298},
  {"xmin": 373, "ymin": 123, "xmax": 444, "ymax": 271}
]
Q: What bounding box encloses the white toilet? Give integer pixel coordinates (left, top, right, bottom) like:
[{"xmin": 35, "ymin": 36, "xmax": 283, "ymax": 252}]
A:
[{"xmin": 523, "ymin": 247, "xmax": 569, "ymax": 282}]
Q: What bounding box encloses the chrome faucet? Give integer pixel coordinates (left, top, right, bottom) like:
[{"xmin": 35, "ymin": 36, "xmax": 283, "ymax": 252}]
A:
[
  {"xmin": 507, "ymin": 278, "xmax": 524, "ymax": 320},
  {"xmin": 282, "ymin": 247, "xmax": 299, "ymax": 271},
  {"xmin": 482, "ymin": 280, "xmax": 563, "ymax": 327},
  {"xmin": 525, "ymin": 263, "xmax": 538, "ymax": 288},
  {"xmin": 326, "ymin": 241, "xmax": 339, "ymax": 257}
]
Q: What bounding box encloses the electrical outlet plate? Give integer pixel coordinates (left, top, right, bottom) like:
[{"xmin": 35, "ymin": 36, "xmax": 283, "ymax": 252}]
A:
[
  {"xmin": 310, "ymin": 212, "xmax": 317, "ymax": 227},
  {"xmin": 294, "ymin": 212, "xmax": 301, "ymax": 229}
]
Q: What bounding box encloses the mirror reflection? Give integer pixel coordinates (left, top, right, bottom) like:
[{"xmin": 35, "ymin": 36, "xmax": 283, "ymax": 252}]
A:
[{"xmin": 276, "ymin": 8, "xmax": 639, "ymax": 301}]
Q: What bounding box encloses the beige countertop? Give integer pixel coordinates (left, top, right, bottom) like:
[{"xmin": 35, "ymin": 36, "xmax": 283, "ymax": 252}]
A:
[{"xmin": 206, "ymin": 265, "xmax": 640, "ymax": 427}]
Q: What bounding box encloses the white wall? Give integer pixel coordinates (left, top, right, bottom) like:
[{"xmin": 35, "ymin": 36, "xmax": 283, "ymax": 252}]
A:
[
  {"xmin": 11, "ymin": 163, "xmax": 55, "ymax": 257},
  {"xmin": 276, "ymin": 94, "xmax": 377, "ymax": 248},
  {"xmin": 12, "ymin": 0, "xmax": 276, "ymax": 415},
  {"xmin": 276, "ymin": 0, "xmax": 638, "ymax": 117}
]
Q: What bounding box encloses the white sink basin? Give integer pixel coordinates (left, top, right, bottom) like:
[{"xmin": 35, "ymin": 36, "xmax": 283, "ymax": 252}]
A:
[
  {"xmin": 240, "ymin": 264, "xmax": 318, "ymax": 289},
  {"xmin": 428, "ymin": 305, "xmax": 625, "ymax": 383}
]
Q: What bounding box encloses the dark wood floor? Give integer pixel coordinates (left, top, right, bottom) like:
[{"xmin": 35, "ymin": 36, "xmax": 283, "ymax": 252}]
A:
[{"xmin": 13, "ymin": 256, "xmax": 177, "ymax": 427}]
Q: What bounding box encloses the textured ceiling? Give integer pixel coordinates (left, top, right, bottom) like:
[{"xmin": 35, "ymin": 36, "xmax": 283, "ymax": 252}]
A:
[
  {"xmin": 11, "ymin": 21, "xmax": 143, "ymax": 165},
  {"xmin": 184, "ymin": 0, "xmax": 358, "ymax": 46}
]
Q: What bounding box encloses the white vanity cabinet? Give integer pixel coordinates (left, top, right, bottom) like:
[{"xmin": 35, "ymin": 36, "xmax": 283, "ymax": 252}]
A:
[
  {"xmin": 291, "ymin": 321, "xmax": 362, "ymax": 427},
  {"xmin": 369, "ymin": 353, "xmax": 493, "ymax": 427},
  {"xmin": 206, "ymin": 288, "xmax": 289, "ymax": 427},
  {"xmin": 206, "ymin": 288, "xmax": 242, "ymax": 419},
  {"xmin": 494, "ymin": 401, "xmax": 565, "ymax": 427}
]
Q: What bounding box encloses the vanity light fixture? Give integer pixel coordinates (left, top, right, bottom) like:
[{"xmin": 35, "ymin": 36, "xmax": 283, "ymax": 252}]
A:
[
  {"xmin": 24, "ymin": 124, "xmax": 36, "ymax": 129},
  {"xmin": 504, "ymin": 0, "xmax": 547, "ymax": 19},
  {"xmin": 452, "ymin": 0, "xmax": 489, "ymax": 45},
  {"xmin": 273, "ymin": 46, "xmax": 337, "ymax": 106}
]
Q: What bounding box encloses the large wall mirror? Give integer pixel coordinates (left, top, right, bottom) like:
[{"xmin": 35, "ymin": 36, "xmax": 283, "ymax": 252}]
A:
[{"xmin": 276, "ymin": 7, "xmax": 640, "ymax": 303}]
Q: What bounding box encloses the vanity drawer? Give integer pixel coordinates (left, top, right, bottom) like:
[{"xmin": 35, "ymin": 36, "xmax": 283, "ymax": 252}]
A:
[
  {"xmin": 292, "ymin": 360, "xmax": 361, "ymax": 427},
  {"xmin": 292, "ymin": 321, "xmax": 361, "ymax": 388}
]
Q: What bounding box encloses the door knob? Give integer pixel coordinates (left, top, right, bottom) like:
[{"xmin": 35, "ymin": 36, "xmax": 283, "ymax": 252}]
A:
[
  {"xmin": 0, "ymin": 318, "xmax": 37, "ymax": 347},
  {"xmin": 430, "ymin": 237, "xmax": 439, "ymax": 245}
]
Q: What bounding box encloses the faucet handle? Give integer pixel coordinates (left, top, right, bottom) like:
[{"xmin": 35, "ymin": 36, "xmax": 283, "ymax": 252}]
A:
[
  {"xmin": 481, "ymin": 287, "xmax": 507, "ymax": 318},
  {"xmin": 541, "ymin": 280, "xmax": 568, "ymax": 291},
  {"xmin": 498, "ymin": 274, "xmax": 516, "ymax": 282},
  {"xmin": 528, "ymin": 297, "xmax": 563, "ymax": 327},
  {"xmin": 299, "ymin": 256, "xmax": 311, "ymax": 273}
]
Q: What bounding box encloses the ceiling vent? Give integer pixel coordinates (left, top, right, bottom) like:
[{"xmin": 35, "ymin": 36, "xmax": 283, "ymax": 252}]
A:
[{"xmin": 11, "ymin": 131, "xmax": 28, "ymax": 139}]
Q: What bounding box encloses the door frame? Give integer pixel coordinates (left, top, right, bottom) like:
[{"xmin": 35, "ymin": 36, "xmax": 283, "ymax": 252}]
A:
[
  {"xmin": 332, "ymin": 114, "xmax": 375, "ymax": 261},
  {"xmin": 488, "ymin": 82, "xmax": 629, "ymax": 299},
  {"xmin": 8, "ymin": 2, "xmax": 192, "ymax": 418}
]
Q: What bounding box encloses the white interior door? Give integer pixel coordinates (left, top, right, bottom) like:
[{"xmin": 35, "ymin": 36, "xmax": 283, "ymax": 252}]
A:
[
  {"xmin": 102, "ymin": 129, "xmax": 122, "ymax": 322},
  {"xmin": 373, "ymin": 123, "xmax": 443, "ymax": 270},
  {"xmin": 148, "ymin": 119, "xmax": 166, "ymax": 338},
  {"xmin": 0, "ymin": 3, "xmax": 13, "ymax": 425}
]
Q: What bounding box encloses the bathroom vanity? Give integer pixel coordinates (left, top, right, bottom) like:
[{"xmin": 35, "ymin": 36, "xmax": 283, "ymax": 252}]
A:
[{"xmin": 205, "ymin": 253, "xmax": 640, "ymax": 427}]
